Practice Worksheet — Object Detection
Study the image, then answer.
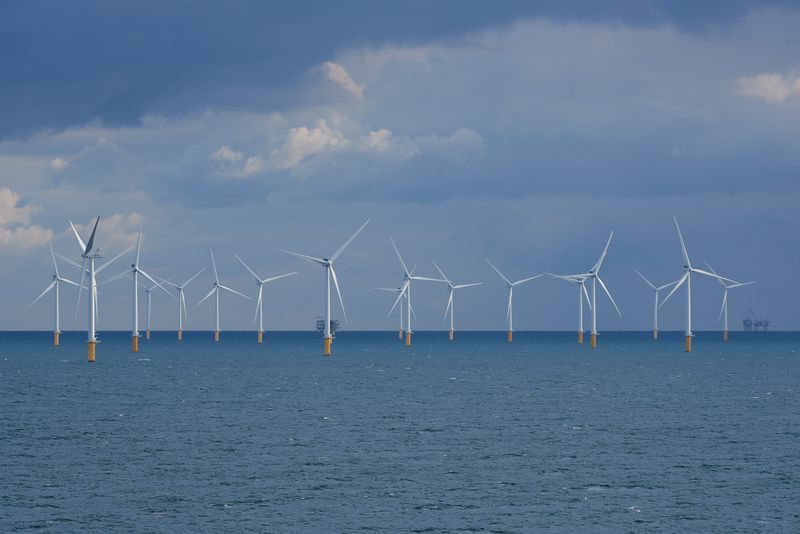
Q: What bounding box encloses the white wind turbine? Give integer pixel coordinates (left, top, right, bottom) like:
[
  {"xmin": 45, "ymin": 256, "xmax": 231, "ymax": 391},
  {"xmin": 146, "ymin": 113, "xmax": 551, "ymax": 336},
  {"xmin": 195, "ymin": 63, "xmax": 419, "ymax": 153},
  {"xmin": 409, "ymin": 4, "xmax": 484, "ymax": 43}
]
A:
[
  {"xmin": 375, "ymin": 286, "xmax": 407, "ymax": 340},
  {"xmin": 486, "ymin": 259, "xmax": 541, "ymax": 342},
  {"xmin": 388, "ymin": 237, "xmax": 445, "ymax": 347},
  {"xmin": 547, "ymin": 274, "xmax": 592, "ymax": 344},
  {"xmin": 432, "ymin": 261, "xmax": 482, "ymax": 340},
  {"xmin": 162, "ymin": 268, "xmax": 205, "ymax": 340},
  {"xmin": 279, "ymin": 220, "xmax": 370, "ymax": 355},
  {"xmin": 197, "ymin": 249, "xmax": 250, "ymax": 342},
  {"xmin": 31, "ymin": 240, "xmax": 81, "ymax": 347},
  {"xmin": 105, "ymin": 223, "xmax": 172, "ymax": 352},
  {"xmin": 634, "ymin": 269, "xmax": 678, "ymax": 340},
  {"xmin": 559, "ymin": 232, "xmax": 622, "ymax": 349},
  {"xmin": 234, "ymin": 253, "xmax": 298, "ymax": 344},
  {"xmin": 659, "ymin": 217, "xmax": 738, "ymax": 352},
  {"xmin": 705, "ymin": 262, "xmax": 757, "ymax": 341},
  {"xmin": 70, "ymin": 216, "xmax": 131, "ymax": 362}
]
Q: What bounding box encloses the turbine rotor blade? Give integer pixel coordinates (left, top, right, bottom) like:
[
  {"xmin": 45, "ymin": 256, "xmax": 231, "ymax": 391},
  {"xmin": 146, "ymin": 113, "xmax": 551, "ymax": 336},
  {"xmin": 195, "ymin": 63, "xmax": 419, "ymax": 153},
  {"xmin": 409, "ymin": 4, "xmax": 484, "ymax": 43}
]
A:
[
  {"xmin": 591, "ymin": 230, "xmax": 614, "ymax": 273},
  {"xmin": 210, "ymin": 249, "xmax": 220, "ymax": 283},
  {"xmin": 218, "ymin": 285, "xmax": 251, "ymax": 300},
  {"xmin": 68, "ymin": 221, "xmax": 86, "ymax": 252},
  {"xmin": 263, "ymin": 271, "xmax": 298, "ymax": 284},
  {"xmin": 84, "ymin": 217, "xmax": 100, "ymax": 255},
  {"xmin": 388, "ymin": 280, "xmax": 408, "ymax": 315},
  {"xmin": 389, "ymin": 237, "xmax": 410, "ymax": 276},
  {"xmin": 673, "ymin": 216, "xmax": 691, "ymax": 269},
  {"xmin": 486, "ymin": 259, "xmax": 512, "ymax": 286},
  {"xmin": 330, "ymin": 266, "xmax": 347, "ymax": 322},
  {"xmin": 276, "ymin": 249, "xmax": 326, "ymax": 265},
  {"xmin": 512, "ymin": 274, "xmax": 542, "ymax": 286},
  {"xmin": 183, "ymin": 267, "xmax": 206, "ymax": 288},
  {"xmin": 196, "ymin": 287, "xmax": 216, "ymax": 307},
  {"xmin": 596, "ymin": 276, "xmax": 622, "ymax": 317},
  {"xmin": 234, "ymin": 253, "xmax": 261, "ymax": 282},
  {"xmin": 454, "ymin": 282, "xmax": 482, "ymax": 289},
  {"xmin": 32, "ymin": 281, "xmax": 57, "ymax": 306},
  {"xmin": 96, "ymin": 247, "xmax": 133, "ymax": 274},
  {"xmin": 634, "ymin": 269, "xmax": 657, "ymax": 291},
  {"xmin": 432, "ymin": 261, "xmax": 449, "ymax": 284},
  {"xmin": 74, "ymin": 257, "xmax": 87, "ymax": 319},
  {"xmin": 659, "ymin": 272, "xmax": 689, "ymax": 308},
  {"xmin": 330, "ymin": 219, "xmax": 370, "ymax": 262}
]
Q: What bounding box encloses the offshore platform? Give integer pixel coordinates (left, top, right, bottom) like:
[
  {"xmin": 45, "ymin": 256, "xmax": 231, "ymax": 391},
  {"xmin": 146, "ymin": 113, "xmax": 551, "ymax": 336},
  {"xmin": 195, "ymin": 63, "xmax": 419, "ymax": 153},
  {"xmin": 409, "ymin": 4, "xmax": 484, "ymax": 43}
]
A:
[
  {"xmin": 315, "ymin": 317, "xmax": 340, "ymax": 336},
  {"xmin": 743, "ymin": 308, "xmax": 771, "ymax": 332}
]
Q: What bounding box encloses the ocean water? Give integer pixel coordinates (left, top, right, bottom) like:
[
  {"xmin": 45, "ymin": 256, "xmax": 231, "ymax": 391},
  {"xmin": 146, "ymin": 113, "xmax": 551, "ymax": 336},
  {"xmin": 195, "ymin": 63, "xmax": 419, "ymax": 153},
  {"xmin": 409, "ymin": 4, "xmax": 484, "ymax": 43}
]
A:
[{"xmin": 1, "ymin": 330, "xmax": 798, "ymax": 533}]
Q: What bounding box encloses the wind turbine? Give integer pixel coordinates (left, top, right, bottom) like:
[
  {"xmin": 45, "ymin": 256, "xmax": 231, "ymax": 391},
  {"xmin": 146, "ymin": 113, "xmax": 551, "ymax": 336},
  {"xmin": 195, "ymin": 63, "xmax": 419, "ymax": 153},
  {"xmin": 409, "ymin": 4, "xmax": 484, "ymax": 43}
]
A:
[
  {"xmin": 486, "ymin": 259, "xmax": 541, "ymax": 342},
  {"xmin": 432, "ymin": 261, "xmax": 482, "ymax": 340},
  {"xmin": 162, "ymin": 268, "xmax": 205, "ymax": 340},
  {"xmin": 197, "ymin": 249, "xmax": 250, "ymax": 342},
  {"xmin": 375, "ymin": 286, "xmax": 407, "ymax": 339},
  {"xmin": 69, "ymin": 217, "xmax": 130, "ymax": 362},
  {"xmin": 659, "ymin": 217, "xmax": 738, "ymax": 352},
  {"xmin": 105, "ymin": 223, "xmax": 172, "ymax": 352},
  {"xmin": 31, "ymin": 240, "xmax": 81, "ymax": 346},
  {"xmin": 278, "ymin": 220, "xmax": 369, "ymax": 355},
  {"xmin": 548, "ymin": 274, "xmax": 592, "ymax": 344},
  {"xmin": 234, "ymin": 253, "xmax": 297, "ymax": 344},
  {"xmin": 142, "ymin": 279, "xmax": 171, "ymax": 340},
  {"xmin": 634, "ymin": 269, "xmax": 678, "ymax": 340},
  {"xmin": 705, "ymin": 262, "xmax": 757, "ymax": 341},
  {"xmin": 388, "ymin": 237, "xmax": 445, "ymax": 347},
  {"xmin": 557, "ymin": 232, "xmax": 621, "ymax": 349}
]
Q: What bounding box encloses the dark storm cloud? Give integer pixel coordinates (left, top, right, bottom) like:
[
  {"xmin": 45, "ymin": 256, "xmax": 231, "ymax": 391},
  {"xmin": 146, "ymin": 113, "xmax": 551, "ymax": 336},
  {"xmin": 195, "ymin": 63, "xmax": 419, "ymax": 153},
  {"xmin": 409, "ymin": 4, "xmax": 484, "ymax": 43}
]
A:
[{"xmin": 0, "ymin": 0, "xmax": 793, "ymax": 138}]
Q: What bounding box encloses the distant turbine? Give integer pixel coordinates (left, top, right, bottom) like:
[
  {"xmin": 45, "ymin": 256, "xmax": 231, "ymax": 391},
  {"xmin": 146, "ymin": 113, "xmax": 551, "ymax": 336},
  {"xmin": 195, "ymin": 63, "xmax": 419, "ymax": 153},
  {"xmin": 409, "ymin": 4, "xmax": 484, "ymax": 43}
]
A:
[
  {"xmin": 388, "ymin": 238, "xmax": 445, "ymax": 347},
  {"xmin": 163, "ymin": 268, "xmax": 205, "ymax": 340},
  {"xmin": 705, "ymin": 262, "xmax": 757, "ymax": 341},
  {"xmin": 279, "ymin": 220, "xmax": 370, "ymax": 355},
  {"xmin": 634, "ymin": 269, "xmax": 678, "ymax": 340},
  {"xmin": 548, "ymin": 274, "xmax": 592, "ymax": 344},
  {"xmin": 659, "ymin": 217, "xmax": 737, "ymax": 352},
  {"xmin": 234, "ymin": 253, "xmax": 297, "ymax": 344},
  {"xmin": 486, "ymin": 259, "xmax": 541, "ymax": 342},
  {"xmin": 105, "ymin": 222, "xmax": 172, "ymax": 352},
  {"xmin": 142, "ymin": 278, "xmax": 173, "ymax": 340},
  {"xmin": 69, "ymin": 217, "xmax": 130, "ymax": 362},
  {"xmin": 557, "ymin": 232, "xmax": 622, "ymax": 349},
  {"xmin": 432, "ymin": 261, "xmax": 482, "ymax": 340},
  {"xmin": 197, "ymin": 249, "xmax": 250, "ymax": 342},
  {"xmin": 375, "ymin": 286, "xmax": 407, "ymax": 339},
  {"xmin": 31, "ymin": 240, "xmax": 81, "ymax": 346}
]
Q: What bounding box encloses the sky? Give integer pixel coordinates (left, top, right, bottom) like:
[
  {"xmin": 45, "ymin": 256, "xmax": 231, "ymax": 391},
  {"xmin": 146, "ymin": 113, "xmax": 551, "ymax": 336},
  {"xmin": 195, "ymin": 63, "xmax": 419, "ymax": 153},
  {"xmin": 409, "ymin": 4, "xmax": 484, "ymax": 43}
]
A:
[{"xmin": 1, "ymin": 0, "xmax": 798, "ymax": 333}]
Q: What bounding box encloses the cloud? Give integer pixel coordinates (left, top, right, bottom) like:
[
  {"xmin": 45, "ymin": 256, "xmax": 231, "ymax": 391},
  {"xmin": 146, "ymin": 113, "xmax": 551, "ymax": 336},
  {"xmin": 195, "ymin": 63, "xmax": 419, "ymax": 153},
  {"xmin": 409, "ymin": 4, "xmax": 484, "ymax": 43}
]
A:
[
  {"xmin": 273, "ymin": 119, "xmax": 348, "ymax": 169},
  {"xmin": 210, "ymin": 145, "xmax": 243, "ymax": 162},
  {"xmin": 50, "ymin": 157, "xmax": 69, "ymax": 170},
  {"xmin": 322, "ymin": 61, "xmax": 365, "ymax": 99},
  {"xmin": 736, "ymin": 73, "xmax": 800, "ymax": 103},
  {"xmin": 0, "ymin": 187, "xmax": 53, "ymax": 251}
]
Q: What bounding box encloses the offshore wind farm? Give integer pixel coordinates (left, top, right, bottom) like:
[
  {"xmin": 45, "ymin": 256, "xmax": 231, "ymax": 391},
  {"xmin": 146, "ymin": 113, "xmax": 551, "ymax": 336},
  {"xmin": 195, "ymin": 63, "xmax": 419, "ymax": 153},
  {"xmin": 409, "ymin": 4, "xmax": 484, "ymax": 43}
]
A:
[{"xmin": 2, "ymin": 2, "xmax": 798, "ymax": 532}]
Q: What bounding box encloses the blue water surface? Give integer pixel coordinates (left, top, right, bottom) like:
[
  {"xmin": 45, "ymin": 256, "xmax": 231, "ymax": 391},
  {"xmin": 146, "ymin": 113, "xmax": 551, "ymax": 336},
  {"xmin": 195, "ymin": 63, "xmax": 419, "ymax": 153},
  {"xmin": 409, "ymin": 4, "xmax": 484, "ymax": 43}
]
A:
[{"xmin": 1, "ymin": 330, "xmax": 798, "ymax": 532}]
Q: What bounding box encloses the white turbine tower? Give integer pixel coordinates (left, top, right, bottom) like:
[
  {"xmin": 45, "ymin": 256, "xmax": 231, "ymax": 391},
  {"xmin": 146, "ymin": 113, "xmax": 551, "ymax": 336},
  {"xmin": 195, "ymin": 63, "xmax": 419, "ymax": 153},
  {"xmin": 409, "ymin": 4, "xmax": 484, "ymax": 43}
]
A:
[
  {"xmin": 705, "ymin": 262, "xmax": 757, "ymax": 341},
  {"xmin": 163, "ymin": 268, "xmax": 205, "ymax": 340},
  {"xmin": 548, "ymin": 274, "xmax": 592, "ymax": 344},
  {"xmin": 234, "ymin": 253, "xmax": 297, "ymax": 344},
  {"xmin": 106, "ymin": 223, "xmax": 172, "ymax": 352},
  {"xmin": 432, "ymin": 261, "xmax": 482, "ymax": 340},
  {"xmin": 279, "ymin": 220, "xmax": 370, "ymax": 356},
  {"xmin": 388, "ymin": 237, "xmax": 445, "ymax": 347},
  {"xmin": 634, "ymin": 269, "xmax": 678, "ymax": 340},
  {"xmin": 70, "ymin": 217, "xmax": 130, "ymax": 362},
  {"xmin": 486, "ymin": 259, "xmax": 541, "ymax": 343},
  {"xmin": 197, "ymin": 249, "xmax": 250, "ymax": 342},
  {"xmin": 31, "ymin": 240, "xmax": 81, "ymax": 346},
  {"xmin": 659, "ymin": 217, "xmax": 738, "ymax": 352}
]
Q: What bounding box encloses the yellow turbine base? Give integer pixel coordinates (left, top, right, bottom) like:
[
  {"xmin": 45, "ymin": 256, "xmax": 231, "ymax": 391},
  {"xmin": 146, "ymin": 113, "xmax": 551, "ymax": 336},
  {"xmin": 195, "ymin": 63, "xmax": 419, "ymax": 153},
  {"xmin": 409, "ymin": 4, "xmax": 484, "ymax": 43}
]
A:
[
  {"xmin": 685, "ymin": 335, "xmax": 692, "ymax": 352},
  {"xmin": 132, "ymin": 335, "xmax": 139, "ymax": 353},
  {"xmin": 324, "ymin": 337, "xmax": 332, "ymax": 356},
  {"xmin": 578, "ymin": 331, "xmax": 583, "ymax": 344},
  {"xmin": 723, "ymin": 330, "xmax": 728, "ymax": 342},
  {"xmin": 214, "ymin": 330, "xmax": 220, "ymax": 342},
  {"xmin": 406, "ymin": 332, "xmax": 412, "ymax": 347},
  {"xmin": 507, "ymin": 330, "xmax": 513, "ymax": 343},
  {"xmin": 88, "ymin": 341, "xmax": 96, "ymax": 363},
  {"xmin": 591, "ymin": 333, "xmax": 597, "ymax": 349},
  {"xmin": 146, "ymin": 329, "xmax": 151, "ymax": 340},
  {"xmin": 398, "ymin": 328, "xmax": 403, "ymax": 340},
  {"xmin": 258, "ymin": 331, "xmax": 263, "ymax": 344},
  {"xmin": 54, "ymin": 332, "xmax": 60, "ymax": 347},
  {"xmin": 178, "ymin": 329, "xmax": 183, "ymax": 341},
  {"xmin": 449, "ymin": 330, "xmax": 454, "ymax": 341},
  {"xmin": 653, "ymin": 329, "xmax": 658, "ymax": 340}
]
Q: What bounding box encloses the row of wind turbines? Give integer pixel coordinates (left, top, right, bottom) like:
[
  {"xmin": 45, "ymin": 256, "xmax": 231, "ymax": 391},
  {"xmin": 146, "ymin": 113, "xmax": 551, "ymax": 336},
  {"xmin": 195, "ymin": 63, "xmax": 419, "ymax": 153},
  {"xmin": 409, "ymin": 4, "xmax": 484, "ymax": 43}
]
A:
[{"xmin": 32, "ymin": 216, "xmax": 755, "ymax": 361}]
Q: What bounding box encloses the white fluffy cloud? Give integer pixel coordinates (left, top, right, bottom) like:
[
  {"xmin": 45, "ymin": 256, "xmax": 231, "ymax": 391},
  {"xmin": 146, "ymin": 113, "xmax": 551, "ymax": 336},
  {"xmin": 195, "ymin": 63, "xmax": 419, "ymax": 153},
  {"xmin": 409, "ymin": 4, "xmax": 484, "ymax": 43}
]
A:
[
  {"xmin": 67, "ymin": 212, "xmax": 140, "ymax": 252},
  {"xmin": 0, "ymin": 187, "xmax": 53, "ymax": 251},
  {"xmin": 322, "ymin": 61, "xmax": 365, "ymax": 99},
  {"xmin": 50, "ymin": 157, "xmax": 69, "ymax": 170},
  {"xmin": 273, "ymin": 119, "xmax": 348, "ymax": 169},
  {"xmin": 737, "ymin": 73, "xmax": 800, "ymax": 103},
  {"xmin": 210, "ymin": 145, "xmax": 243, "ymax": 162}
]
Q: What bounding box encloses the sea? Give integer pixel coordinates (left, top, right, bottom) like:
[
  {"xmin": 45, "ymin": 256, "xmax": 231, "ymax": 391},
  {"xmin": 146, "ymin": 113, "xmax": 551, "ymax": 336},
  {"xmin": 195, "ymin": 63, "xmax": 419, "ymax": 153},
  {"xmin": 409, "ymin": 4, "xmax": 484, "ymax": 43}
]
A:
[{"xmin": 1, "ymin": 330, "xmax": 798, "ymax": 533}]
